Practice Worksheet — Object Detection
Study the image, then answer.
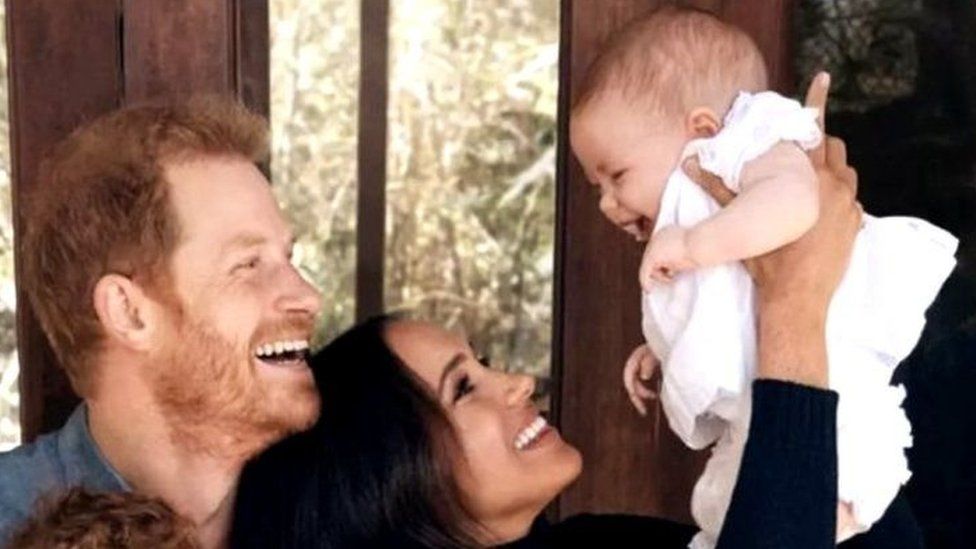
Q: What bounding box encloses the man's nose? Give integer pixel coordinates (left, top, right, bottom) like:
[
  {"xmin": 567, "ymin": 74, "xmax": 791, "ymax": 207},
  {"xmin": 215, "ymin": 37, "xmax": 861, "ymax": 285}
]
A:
[{"xmin": 276, "ymin": 264, "xmax": 323, "ymax": 317}]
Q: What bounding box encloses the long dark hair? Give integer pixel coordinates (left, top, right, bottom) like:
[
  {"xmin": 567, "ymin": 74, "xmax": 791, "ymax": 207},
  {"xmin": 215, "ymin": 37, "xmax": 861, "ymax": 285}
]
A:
[{"xmin": 231, "ymin": 316, "xmax": 482, "ymax": 548}]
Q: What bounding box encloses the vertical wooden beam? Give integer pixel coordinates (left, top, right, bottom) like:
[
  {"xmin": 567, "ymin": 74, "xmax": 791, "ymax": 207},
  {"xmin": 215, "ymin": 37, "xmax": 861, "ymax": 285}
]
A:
[
  {"xmin": 122, "ymin": 0, "xmax": 235, "ymax": 104},
  {"xmin": 555, "ymin": 0, "xmax": 705, "ymax": 522},
  {"xmin": 554, "ymin": 0, "xmax": 794, "ymax": 522},
  {"xmin": 6, "ymin": 0, "xmax": 124, "ymax": 440},
  {"xmin": 355, "ymin": 0, "xmax": 389, "ymax": 321},
  {"xmin": 235, "ymin": 0, "xmax": 270, "ymax": 119},
  {"xmin": 548, "ymin": 0, "xmax": 574, "ymax": 521}
]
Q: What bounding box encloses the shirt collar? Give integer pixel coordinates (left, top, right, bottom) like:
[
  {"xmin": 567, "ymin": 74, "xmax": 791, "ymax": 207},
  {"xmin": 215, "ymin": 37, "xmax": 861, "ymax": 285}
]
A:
[{"xmin": 56, "ymin": 405, "xmax": 131, "ymax": 491}]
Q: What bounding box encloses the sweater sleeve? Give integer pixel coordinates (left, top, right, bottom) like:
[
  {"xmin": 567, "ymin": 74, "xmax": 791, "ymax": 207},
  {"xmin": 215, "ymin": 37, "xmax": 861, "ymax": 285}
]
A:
[{"xmin": 716, "ymin": 379, "xmax": 838, "ymax": 549}]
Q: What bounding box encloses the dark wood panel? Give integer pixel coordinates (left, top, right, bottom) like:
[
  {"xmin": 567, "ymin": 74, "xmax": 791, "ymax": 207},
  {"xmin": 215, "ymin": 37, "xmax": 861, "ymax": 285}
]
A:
[
  {"xmin": 122, "ymin": 0, "xmax": 235, "ymax": 103},
  {"xmin": 556, "ymin": 0, "xmax": 704, "ymax": 523},
  {"xmin": 355, "ymin": 0, "xmax": 389, "ymax": 321},
  {"xmin": 6, "ymin": 0, "xmax": 124, "ymax": 440},
  {"xmin": 235, "ymin": 0, "xmax": 270, "ymax": 119},
  {"xmin": 554, "ymin": 0, "xmax": 792, "ymax": 522},
  {"xmin": 548, "ymin": 0, "xmax": 573, "ymax": 523}
]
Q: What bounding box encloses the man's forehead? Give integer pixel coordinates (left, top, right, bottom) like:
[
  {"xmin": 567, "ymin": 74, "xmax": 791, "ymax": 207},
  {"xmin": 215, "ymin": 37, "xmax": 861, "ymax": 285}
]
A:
[{"xmin": 164, "ymin": 157, "xmax": 290, "ymax": 243}]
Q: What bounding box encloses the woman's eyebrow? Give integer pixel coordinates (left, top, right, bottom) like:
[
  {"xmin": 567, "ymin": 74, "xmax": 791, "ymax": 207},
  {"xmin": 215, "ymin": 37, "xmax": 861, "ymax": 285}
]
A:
[{"xmin": 438, "ymin": 353, "xmax": 466, "ymax": 394}]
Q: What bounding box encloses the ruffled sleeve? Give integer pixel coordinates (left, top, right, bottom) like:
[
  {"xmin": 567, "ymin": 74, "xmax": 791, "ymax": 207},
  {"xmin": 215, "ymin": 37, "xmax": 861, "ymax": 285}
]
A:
[{"xmin": 693, "ymin": 91, "xmax": 822, "ymax": 191}]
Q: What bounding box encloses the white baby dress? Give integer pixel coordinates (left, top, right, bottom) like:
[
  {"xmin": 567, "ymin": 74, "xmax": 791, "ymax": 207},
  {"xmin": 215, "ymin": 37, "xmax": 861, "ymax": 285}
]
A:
[{"xmin": 640, "ymin": 91, "xmax": 958, "ymax": 549}]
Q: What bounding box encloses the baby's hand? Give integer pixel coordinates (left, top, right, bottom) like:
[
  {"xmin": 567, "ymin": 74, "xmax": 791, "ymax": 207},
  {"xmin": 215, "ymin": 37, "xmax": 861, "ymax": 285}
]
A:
[
  {"xmin": 623, "ymin": 344, "xmax": 659, "ymax": 416},
  {"xmin": 836, "ymin": 501, "xmax": 858, "ymax": 542},
  {"xmin": 639, "ymin": 225, "xmax": 696, "ymax": 291}
]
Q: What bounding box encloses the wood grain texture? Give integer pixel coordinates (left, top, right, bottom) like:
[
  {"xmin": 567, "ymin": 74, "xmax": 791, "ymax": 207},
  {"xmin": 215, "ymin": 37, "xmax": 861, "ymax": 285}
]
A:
[
  {"xmin": 554, "ymin": 0, "xmax": 792, "ymax": 522},
  {"xmin": 6, "ymin": 0, "xmax": 124, "ymax": 440},
  {"xmin": 122, "ymin": 0, "xmax": 234, "ymax": 103},
  {"xmin": 355, "ymin": 0, "xmax": 389, "ymax": 322},
  {"xmin": 236, "ymin": 0, "xmax": 270, "ymax": 119}
]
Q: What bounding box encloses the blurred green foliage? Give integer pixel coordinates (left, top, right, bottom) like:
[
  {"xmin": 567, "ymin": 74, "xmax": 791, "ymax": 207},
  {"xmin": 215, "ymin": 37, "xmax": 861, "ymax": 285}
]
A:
[{"xmin": 271, "ymin": 0, "xmax": 558, "ymax": 378}]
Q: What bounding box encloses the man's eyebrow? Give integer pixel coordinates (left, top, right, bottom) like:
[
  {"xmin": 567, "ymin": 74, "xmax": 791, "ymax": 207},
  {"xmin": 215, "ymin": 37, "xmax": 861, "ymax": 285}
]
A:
[
  {"xmin": 219, "ymin": 233, "xmax": 267, "ymax": 257},
  {"xmin": 437, "ymin": 353, "xmax": 466, "ymax": 395}
]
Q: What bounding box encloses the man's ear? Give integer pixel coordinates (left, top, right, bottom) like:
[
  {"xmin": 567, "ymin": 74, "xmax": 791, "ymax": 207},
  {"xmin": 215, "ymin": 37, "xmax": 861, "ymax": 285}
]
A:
[
  {"xmin": 92, "ymin": 274, "xmax": 156, "ymax": 351},
  {"xmin": 686, "ymin": 107, "xmax": 721, "ymax": 138}
]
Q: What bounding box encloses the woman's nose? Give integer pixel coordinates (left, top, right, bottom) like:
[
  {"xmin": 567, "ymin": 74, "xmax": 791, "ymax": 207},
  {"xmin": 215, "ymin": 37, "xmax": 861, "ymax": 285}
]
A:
[{"xmin": 505, "ymin": 373, "xmax": 536, "ymax": 406}]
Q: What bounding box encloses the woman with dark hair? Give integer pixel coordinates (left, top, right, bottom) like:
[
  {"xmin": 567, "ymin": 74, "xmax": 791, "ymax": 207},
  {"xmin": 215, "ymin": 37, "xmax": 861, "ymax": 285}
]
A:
[
  {"xmin": 231, "ymin": 78, "xmax": 925, "ymax": 548},
  {"xmin": 232, "ymin": 306, "xmax": 918, "ymax": 548},
  {"xmin": 232, "ymin": 313, "xmax": 482, "ymax": 548}
]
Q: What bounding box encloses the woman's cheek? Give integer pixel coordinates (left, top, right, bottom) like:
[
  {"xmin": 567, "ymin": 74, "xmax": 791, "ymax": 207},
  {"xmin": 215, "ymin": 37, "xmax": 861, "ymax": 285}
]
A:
[{"xmin": 454, "ymin": 406, "xmax": 514, "ymax": 477}]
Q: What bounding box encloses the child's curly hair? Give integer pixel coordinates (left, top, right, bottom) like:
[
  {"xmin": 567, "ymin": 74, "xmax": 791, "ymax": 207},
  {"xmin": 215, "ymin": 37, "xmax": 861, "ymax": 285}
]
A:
[{"xmin": 8, "ymin": 488, "xmax": 199, "ymax": 549}]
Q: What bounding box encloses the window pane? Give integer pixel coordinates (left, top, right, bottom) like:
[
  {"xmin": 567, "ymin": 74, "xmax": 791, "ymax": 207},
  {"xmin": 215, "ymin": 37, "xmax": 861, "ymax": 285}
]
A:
[
  {"xmin": 0, "ymin": 2, "xmax": 17, "ymax": 450},
  {"xmin": 386, "ymin": 1, "xmax": 559, "ymax": 382},
  {"xmin": 270, "ymin": 0, "xmax": 360, "ymax": 344}
]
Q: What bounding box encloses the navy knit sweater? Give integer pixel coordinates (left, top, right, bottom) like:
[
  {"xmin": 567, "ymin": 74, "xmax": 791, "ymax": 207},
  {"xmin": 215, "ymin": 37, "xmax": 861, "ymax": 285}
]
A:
[{"xmin": 499, "ymin": 380, "xmax": 924, "ymax": 548}]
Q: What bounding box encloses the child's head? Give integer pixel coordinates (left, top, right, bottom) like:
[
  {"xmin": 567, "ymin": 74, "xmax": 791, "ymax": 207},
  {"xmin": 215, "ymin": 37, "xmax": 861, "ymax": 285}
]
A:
[
  {"xmin": 570, "ymin": 7, "xmax": 767, "ymax": 238},
  {"xmin": 9, "ymin": 489, "xmax": 200, "ymax": 549}
]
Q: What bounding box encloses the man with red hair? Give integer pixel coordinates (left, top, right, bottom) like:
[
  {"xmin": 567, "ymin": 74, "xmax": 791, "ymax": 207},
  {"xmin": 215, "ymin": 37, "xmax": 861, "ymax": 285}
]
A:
[{"xmin": 0, "ymin": 97, "xmax": 322, "ymax": 547}]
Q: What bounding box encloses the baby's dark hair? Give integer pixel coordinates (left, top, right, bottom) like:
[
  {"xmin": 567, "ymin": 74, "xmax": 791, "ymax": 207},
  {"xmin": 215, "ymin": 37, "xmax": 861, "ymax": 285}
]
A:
[
  {"xmin": 8, "ymin": 488, "xmax": 199, "ymax": 549},
  {"xmin": 573, "ymin": 6, "xmax": 767, "ymax": 120}
]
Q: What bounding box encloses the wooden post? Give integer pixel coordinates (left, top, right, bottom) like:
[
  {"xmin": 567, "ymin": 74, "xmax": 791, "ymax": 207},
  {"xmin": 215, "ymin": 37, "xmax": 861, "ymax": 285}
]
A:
[{"xmin": 354, "ymin": 0, "xmax": 390, "ymax": 322}]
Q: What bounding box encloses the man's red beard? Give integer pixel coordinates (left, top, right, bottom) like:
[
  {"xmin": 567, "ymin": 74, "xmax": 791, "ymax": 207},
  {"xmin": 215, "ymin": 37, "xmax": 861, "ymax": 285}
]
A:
[{"xmin": 149, "ymin": 315, "xmax": 320, "ymax": 461}]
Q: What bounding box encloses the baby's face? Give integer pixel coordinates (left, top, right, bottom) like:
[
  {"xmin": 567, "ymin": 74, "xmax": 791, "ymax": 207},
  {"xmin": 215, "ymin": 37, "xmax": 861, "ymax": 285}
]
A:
[{"xmin": 570, "ymin": 92, "xmax": 688, "ymax": 241}]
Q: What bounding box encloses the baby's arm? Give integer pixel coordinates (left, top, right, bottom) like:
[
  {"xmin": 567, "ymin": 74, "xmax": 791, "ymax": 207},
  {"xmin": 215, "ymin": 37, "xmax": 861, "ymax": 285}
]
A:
[{"xmin": 686, "ymin": 142, "xmax": 820, "ymax": 266}]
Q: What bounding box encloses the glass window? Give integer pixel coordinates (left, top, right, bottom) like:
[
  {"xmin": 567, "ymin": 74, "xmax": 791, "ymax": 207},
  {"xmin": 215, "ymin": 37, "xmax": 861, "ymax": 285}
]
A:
[
  {"xmin": 385, "ymin": 0, "xmax": 559, "ymax": 384},
  {"xmin": 0, "ymin": 2, "xmax": 18, "ymax": 450},
  {"xmin": 269, "ymin": 0, "xmax": 360, "ymax": 345}
]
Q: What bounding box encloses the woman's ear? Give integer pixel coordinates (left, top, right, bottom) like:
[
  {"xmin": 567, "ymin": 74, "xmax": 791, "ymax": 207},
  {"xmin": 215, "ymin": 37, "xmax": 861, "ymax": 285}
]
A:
[
  {"xmin": 686, "ymin": 107, "xmax": 721, "ymax": 138},
  {"xmin": 92, "ymin": 274, "xmax": 155, "ymax": 351}
]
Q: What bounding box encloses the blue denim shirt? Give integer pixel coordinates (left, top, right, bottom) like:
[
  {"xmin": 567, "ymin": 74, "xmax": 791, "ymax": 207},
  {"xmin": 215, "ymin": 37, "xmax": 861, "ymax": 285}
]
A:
[{"xmin": 0, "ymin": 405, "xmax": 129, "ymax": 543}]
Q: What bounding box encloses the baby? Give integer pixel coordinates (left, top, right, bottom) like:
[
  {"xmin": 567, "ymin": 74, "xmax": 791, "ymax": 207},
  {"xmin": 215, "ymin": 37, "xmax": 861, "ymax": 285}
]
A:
[{"xmin": 570, "ymin": 7, "xmax": 957, "ymax": 548}]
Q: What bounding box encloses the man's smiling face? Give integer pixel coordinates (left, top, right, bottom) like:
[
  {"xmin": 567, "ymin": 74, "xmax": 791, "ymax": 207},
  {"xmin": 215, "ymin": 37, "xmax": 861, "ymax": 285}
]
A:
[{"xmin": 147, "ymin": 154, "xmax": 323, "ymax": 456}]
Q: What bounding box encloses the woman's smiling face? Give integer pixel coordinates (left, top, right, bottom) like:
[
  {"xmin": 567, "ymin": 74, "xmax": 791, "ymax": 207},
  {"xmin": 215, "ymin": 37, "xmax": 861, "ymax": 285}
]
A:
[{"xmin": 385, "ymin": 320, "xmax": 583, "ymax": 540}]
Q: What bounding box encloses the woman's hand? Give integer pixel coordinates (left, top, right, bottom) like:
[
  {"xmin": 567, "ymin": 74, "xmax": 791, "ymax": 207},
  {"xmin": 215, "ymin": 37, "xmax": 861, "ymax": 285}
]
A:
[{"xmin": 683, "ymin": 72, "xmax": 861, "ymax": 387}]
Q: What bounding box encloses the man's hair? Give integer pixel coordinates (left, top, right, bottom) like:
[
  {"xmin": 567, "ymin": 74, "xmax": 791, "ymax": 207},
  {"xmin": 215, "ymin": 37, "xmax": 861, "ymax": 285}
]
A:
[
  {"xmin": 573, "ymin": 6, "xmax": 768, "ymax": 120},
  {"xmin": 8, "ymin": 488, "xmax": 200, "ymax": 549},
  {"xmin": 23, "ymin": 96, "xmax": 268, "ymax": 396}
]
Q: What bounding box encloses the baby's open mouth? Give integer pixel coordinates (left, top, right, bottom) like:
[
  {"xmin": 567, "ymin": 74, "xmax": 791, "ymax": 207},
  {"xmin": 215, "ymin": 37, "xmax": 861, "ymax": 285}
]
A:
[
  {"xmin": 254, "ymin": 339, "xmax": 310, "ymax": 365},
  {"xmin": 623, "ymin": 216, "xmax": 653, "ymax": 241}
]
